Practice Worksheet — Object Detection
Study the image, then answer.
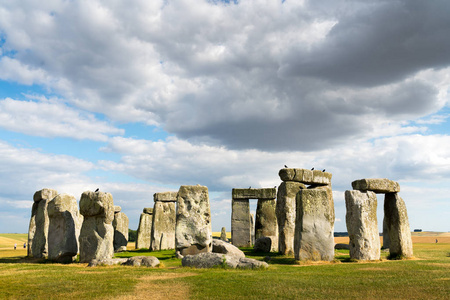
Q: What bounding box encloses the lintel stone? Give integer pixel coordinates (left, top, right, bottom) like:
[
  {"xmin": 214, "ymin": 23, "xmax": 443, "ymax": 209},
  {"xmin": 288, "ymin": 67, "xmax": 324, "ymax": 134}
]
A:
[
  {"xmin": 232, "ymin": 188, "xmax": 276, "ymax": 200},
  {"xmin": 352, "ymin": 178, "xmax": 400, "ymax": 193},
  {"xmin": 279, "ymin": 168, "xmax": 332, "ymax": 185},
  {"xmin": 143, "ymin": 207, "xmax": 153, "ymax": 215},
  {"xmin": 154, "ymin": 191, "xmax": 178, "ymax": 202}
]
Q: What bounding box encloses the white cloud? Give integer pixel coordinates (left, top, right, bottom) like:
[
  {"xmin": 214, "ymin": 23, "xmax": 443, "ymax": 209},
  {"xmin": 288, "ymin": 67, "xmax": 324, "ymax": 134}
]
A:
[{"xmin": 0, "ymin": 96, "xmax": 123, "ymax": 141}]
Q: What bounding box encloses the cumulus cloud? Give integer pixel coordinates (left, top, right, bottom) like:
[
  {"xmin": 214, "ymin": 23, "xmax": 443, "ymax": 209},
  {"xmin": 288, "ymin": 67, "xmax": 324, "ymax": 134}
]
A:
[
  {"xmin": 1, "ymin": 1, "xmax": 449, "ymax": 151},
  {"xmin": 0, "ymin": 96, "xmax": 123, "ymax": 140}
]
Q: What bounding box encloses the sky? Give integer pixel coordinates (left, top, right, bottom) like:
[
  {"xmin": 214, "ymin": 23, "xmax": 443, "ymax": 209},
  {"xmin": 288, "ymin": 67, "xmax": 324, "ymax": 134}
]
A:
[{"xmin": 0, "ymin": 0, "xmax": 449, "ymax": 234}]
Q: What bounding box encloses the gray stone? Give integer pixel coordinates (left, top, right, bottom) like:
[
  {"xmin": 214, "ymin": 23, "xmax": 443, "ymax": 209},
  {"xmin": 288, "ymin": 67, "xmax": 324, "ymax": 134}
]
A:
[
  {"xmin": 232, "ymin": 188, "xmax": 276, "ymax": 200},
  {"xmin": 382, "ymin": 216, "xmax": 390, "ymax": 249},
  {"xmin": 384, "ymin": 193, "xmax": 413, "ymax": 258},
  {"xmin": 88, "ymin": 258, "xmax": 128, "ymax": 267},
  {"xmin": 122, "ymin": 256, "xmax": 160, "ymax": 267},
  {"xmin": 176, "ymin": 185, "xmax": 212, "ymax": 256},
  {"xmin": 334, "ymin": 243, "xmax": 350, "ymax": 250},
  {"xmin": 212, "ymin": 239, "xmax": 245, "ymax": 258},
  {"xmin": 150, "ymin": 196, "xmax": 176, "ymax": 251},
  {"xmin": 294, "ymin": 187, "xmax": 335, "ymax": 261},
  {"xmin": 255, "ymin": 198, "xmax": 278, "ymax": 251},
  {"xmin": 153, "ymin": 191, "xmax": 178, "ymax": 202},
  {"xmin": 29, "ymin": 188, "xmax": 58, "ymax": 258},
  {"xmin": 231, "ymin": 199, "xmax": 252, "ymax": 247},
  {"xmin": 181, "ymin": 253, "xmax": 269, "ymax": 269},
  {"xmin": 79, "ymin": 191, "xmax": 114, "ymax": 263},
  {"xmin": 47, "ymin": 193, "xmax": 82, "ymax": 263},
  {"xmin": 254, "ymin": 236, "xmax": 277, "ymax": 253},
  {"xmin": 276, "ymin": 181, "xmax": 305, "ymax": 255},
  {"xmin": 345, "ymin": 190, "xmax": 380, "ymax": 260},
  {"xmin": 352, "ymin": 178, "xmax": 400, "ymax": 193},
  {"xmin": 220, "ymin": 227, "xmax": 227, "ymax": 241},
  {"xmin": 113, "ymin": 211, "xmax": 129, "ymax": 252},
  {"xmin": 136, "ymin": 212, "xmax": 152, "ymax": 249},
  {"xmin": 279, "ymin": 168, "xmax": 332, "ymax": 186}
]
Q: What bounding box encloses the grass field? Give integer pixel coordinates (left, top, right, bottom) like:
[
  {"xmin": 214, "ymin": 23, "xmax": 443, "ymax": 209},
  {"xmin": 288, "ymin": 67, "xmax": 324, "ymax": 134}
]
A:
[{"xmin": 0, "ymin": 233, "xmax": 448, "ymax": 299}]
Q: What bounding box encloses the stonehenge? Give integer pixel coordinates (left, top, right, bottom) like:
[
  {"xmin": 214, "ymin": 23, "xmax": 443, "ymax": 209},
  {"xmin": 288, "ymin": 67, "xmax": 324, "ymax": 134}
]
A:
[
  {"xmin": 175, "ymin": 185, "xmax": 212, "ymax": 256},
  {"xmin": 79, "ymin": 191, "xmax": 115, "ymax": 263},
  {"xmin": 136, "ymin": 208, "xmax": 153, "ymax": 249},
  {"xmin": 150, "ymin": 191, "xmax": 177, "ymax": 251},
  {"xmin": 113, "ymin": 206, "xmax": 129, "ymax": 252},
  {"xmin": 231, "ymin": 188, "xmax": 277, "ymax": 250},
  {"xmin": 47, "ymin": 193, "xmax": 82, "ymax": 263},
  {"xmin": 346, "ymin": 178, "xmax": 413, "ymax": 260}
]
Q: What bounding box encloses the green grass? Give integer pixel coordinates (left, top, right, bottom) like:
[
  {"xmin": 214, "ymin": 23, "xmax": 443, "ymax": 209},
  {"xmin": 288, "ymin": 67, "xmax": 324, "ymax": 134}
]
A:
[{"xmin": 0, "ymin": 236, "xmax": 448, "ymax": 299}]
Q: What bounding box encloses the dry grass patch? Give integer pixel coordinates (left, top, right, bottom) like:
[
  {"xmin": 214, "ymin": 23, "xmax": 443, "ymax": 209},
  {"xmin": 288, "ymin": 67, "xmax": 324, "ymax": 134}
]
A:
[{"xmin": 115, "ymin": 272, "xmax": 197, "ymax": 300}]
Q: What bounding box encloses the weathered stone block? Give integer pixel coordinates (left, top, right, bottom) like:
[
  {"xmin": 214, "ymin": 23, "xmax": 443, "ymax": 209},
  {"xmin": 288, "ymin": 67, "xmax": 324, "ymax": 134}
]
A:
[
  {"xmin": 220, "ymin": 227, "xmax": 227, "ymax": 241},
  {"xmin": 212, "ymin": 239, "xmax": 245, "ymax": 258},
  {"xmin": 231, "ymin": 199, "xmax": 251, "ymax": 247},
  {"xmin": 29, "ymin": 188, "xmax": 58, "ymax": 258},
  {"xmin": 382, "ymin": 216, "xmax": 390, "ymax": 249},
  {"xmin": 175, "ymin": 185, "xmax": 212, "ymax": 256},
  {"xmin": 232, "ymin": 188, "xmax": 276, "ymax": 200},
  {"xmin": 345, "ymin": 190, "xmax": 380, "ymax": 260},
  {"xmin": 153, "ymin": 191, "xmax": 178, "ymax": 202},
  {"xmin": 79, "ymin": 191, "xmax": 114, "ymax": 263},
  {"xmin": 143, "ymin": 207, "xmax": 153, "ymax": 214},
  {"xmin": 150, "ymin": 200, "xmax": 176, "ymax": 251},
  {"xmin": 113, "ymin": 211, "xmax": 129, "ymax": 252},
  {"xmin": 47, "ymin": 193, "xmax": 82, "ymax": 263},
  {"xmin": 276, "ymin": 181, "xmax": 305, "ymax": 255},
  {"xmin": 255, "ymin": 198, "xmax": 278, "ymax": 251},
  {"xmin": 384, "ymin": 193, "xmax": 413, "ymax": 258},
  {"xmin": 279, "ymin": 168, "xmax": 332, "ymax": 186},
  {"xmin": 136, "ymin": 211, "xmax": 153, "ymax": 249},
  {"xmin": 352, "ymin": 178, "xmax": 400, "ymax": 193},
  {"xmin": 254, "ymin": 236, "xmax": 277, "ymax": 253},
  {"xmin": 294, "ymin": 187, "xmax": 335, "ymax": 261}
]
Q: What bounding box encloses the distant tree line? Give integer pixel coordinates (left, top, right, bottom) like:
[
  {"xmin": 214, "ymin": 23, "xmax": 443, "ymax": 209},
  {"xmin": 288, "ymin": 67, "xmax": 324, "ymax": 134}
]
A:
[{"xmin": 128, "ymin": 229, "xmax": 137, "ymax": 242}]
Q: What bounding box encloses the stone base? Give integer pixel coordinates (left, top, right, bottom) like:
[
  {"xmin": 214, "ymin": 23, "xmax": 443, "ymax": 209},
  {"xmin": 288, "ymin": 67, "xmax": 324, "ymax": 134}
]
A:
[{"xmin": 179, "ymin": 243, "xmax": 211, "ymax": 256}]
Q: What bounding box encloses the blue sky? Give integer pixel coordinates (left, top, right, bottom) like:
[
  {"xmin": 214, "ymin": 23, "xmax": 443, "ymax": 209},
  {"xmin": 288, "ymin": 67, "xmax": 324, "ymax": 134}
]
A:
[{"xmin": 0, "ymin": 0, "xmax": 449, "ymax": 234}]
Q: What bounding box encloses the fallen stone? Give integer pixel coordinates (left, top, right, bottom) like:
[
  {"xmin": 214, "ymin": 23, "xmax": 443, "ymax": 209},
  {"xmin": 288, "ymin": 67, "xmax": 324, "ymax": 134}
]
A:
[
  {"xmin": 150, "ymin": 193, "xmax": 176, "ymax": 251},
  {"xmin": 334, "ymin": 243, "xmax": 350, "ymax": 250},
  {"xmin": 175, "ymin": 185, "xmax": 212, "ymax": 256},
  {"xmin": 352, "ymin": 178, "xmax": 400, "ymax": 193},
  {"xmin": 181, "ymin": 253, "xmax": 268, "ymax": 269},
  {"xmin": 384, "ymin": 193, "xmax": 413, "ymax": 258},
  {"xmin": 212, "ymin": 239, "xmax": 245, "ymax": 258},
  {"xmin": 345, "ymin": 190, "xmax": 380, "ymax": 260},
  {"xmin": 279, "ymin": 168, "xmax": 332, "ymax": 186},
  {"xmin": 294, "ymin": 187, "xmax": 335, "ymax": 261},
  {"xmin": 254, "ymin": 236, "xmax": 277, "ymax": 253},
  {"xmin": 79, "ymin": 191, "xmax": 115, "ymax": 263},
  {"xmin": 47, "ymin": 193, "xmax": 82, "ymax": 263},
  {"xmin": 237, "ymin": 257, "xmax": 269, "ymax": 269},
  {"xmin": 232, "ymin": 188, "xmax": 276, "ymax": 200},
  {"xmin": 29, "ymin": 188, "xmax": 58, "ymax": 258},
  {"xmin": 122, "ymin": 256, "xmax": 160, "ymax": 267},
  {"xmin": 113, "ymin": 210, "xmax": 129, "ymax": 252},
  {"xmin": 276, "ymin": 181, "xmax": 305, "ymax": 255},
  {"xmin": 136, "ymin": 209, "xmax": 153, "ymax": 249},
  {"xmin": 88, "ymin": 258, "xmax": 128, "ymax": 267}
]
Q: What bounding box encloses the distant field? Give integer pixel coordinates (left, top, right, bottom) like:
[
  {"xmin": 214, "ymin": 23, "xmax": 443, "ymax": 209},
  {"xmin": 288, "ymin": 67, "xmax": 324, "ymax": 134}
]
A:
[
  {"xmin": 0, "ymin": 234, "xmax": 28, "ymax": 249},
  {"xmin": 0, "ymin": 232, "xmax": 449, "ymax": 299}
]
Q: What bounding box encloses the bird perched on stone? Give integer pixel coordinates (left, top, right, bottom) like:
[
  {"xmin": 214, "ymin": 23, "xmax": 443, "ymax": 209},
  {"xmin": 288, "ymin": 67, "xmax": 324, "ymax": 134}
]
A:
[
  {"xmin": 95, "ymin": 188, "xmax": 99, "ymax": 192},
  {"xmin": 322, "ymin": 169, "xmax": 326, "ymax": 172},
  {"xmin": 311, "ymin": 167, "xmax": 314, "ymax": 170},
  {"xmin": 284, "ymin": 165, "xmax": 288, "ymax": 168}
]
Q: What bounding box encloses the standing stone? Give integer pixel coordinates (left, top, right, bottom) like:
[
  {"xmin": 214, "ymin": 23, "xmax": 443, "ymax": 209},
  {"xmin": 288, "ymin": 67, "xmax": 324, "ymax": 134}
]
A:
[
  {"xmin": 79, "ymin": 191, "xmax": 114, "ymax": 263},
  {"xmin": 28, "ymin": 188, "xmax": 58, "ymax": 258},
  {"xmin": 294, "ymin": 187, "xmax": 335, "ymax": 261},
  {"xmin": 276, "ymin": 181, "xmax": 305, "ymax": 255},
  {"xmin": 250, "ymin": 213, "xmax": 255, "ymax": 245},
  {"xmin": 47, "ymin": 193, "xmax": 82, "ymax": 263},
  {"xmin": 255, "ymin": 198, "xmax": 278, "ymax": 251},
  {"xmin": 113, "ymin": 206, "xmax": 129, "ymax": 252},
  {"xmin": 150, "ymin": 192, "xmax": 177, "ymax": 251},
  {"xmin": 382, "ymin": 216, "xmax": 390, "ymax": 249},
  {"xmin": 220, "ymin": 227, "xmax": 227, "ymax": 241},
  {"xmin": 231, "ymin": 199, "xmax": 251, "ymax": 247},
  {"xmin": 345, "ymin": 190, "xmax": 380, "ymax": 260},
  {"xmin": 136, "ymin": 208, "xmax": 153, "ymax": 249},
  {"xmin": 175, "ymin": 185, "xmax": 212, "ymax": 256},
  {"xmin": 384, "ymin": 193, "xmax": 413, "ymax": 258}
]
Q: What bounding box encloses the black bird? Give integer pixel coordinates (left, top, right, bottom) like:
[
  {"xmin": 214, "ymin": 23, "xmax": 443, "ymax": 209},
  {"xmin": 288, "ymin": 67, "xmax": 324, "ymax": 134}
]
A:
[
  {"xmin": 311, "ymin": 167, "xmax": 314, "ymax": 170},
  {"xmin": 322, "ymin": 169, "xmax": 326, "ymax": 172},
  {"xmin": 284, "ymin": 165, "xmax": 288, "ymax": 168},
  {"xmin": 95, "ymin": 188, "xmax": 99, "ymax": 192}
]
